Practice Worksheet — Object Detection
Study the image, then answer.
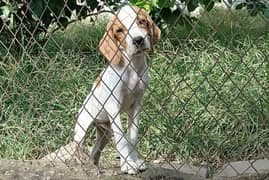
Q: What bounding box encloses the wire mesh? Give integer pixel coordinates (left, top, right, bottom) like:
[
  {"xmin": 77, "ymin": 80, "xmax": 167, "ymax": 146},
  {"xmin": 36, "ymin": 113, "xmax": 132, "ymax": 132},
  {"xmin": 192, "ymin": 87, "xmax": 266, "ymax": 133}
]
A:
[{"xmin": 0, "ymin": 0, "xmax": 268, "ymax": 179}]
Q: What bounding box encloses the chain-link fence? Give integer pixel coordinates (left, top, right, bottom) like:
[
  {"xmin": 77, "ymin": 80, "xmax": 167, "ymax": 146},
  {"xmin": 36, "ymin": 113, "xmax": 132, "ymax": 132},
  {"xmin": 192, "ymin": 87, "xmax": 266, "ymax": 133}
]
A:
[{"xmin": 0, "ymin": 0, "xmax": 269, "ymax": 179}]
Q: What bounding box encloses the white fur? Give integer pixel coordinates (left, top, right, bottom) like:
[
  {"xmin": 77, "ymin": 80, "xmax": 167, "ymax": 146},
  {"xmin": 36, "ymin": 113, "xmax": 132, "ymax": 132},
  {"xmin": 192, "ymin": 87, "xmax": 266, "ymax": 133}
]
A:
[
  {"xmin": 117, "ymin": 6, "xmax": 151, "ymax": 56},
  {"xmin": 74, "ymin": 5, "xmax": 151, "ymax": 174}
]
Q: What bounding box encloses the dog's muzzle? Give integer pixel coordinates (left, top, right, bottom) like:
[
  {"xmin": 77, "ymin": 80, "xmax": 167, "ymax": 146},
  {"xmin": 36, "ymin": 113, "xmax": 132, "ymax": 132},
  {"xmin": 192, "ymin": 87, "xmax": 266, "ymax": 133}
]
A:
[{"xmin": 133, "ymin": 36, "xmax": 145, "ymax": 48}]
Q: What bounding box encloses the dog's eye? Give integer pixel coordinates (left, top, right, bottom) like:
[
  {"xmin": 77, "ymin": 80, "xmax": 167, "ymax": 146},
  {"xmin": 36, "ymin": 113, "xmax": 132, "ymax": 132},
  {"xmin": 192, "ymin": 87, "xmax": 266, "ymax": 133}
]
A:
[
  {"xmin": 116, "ymin": 28, "xmax": 124, "ymax": 33},
  {"xmin": 138, "ymin": 18, "xmax": 147, "ymax": 25}
]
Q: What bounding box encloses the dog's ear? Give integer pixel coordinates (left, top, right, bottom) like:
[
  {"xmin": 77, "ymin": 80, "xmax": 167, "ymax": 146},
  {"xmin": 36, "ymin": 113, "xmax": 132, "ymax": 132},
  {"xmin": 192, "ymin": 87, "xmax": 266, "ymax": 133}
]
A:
[
  {"xmin": 99, "ymin": 16, "xmax": 122, "ymax": 65},
  {"xmin": 152, "ymin": 23, "xmax": 161, "ymax": 45}
]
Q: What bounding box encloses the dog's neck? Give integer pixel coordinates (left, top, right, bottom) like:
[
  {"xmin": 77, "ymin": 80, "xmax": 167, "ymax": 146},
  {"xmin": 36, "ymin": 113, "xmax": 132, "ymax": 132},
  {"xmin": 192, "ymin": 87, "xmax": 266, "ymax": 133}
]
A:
[
  {"xmin": 123, "ymin": 52, "xmax": 148, "ymax": 75},
  {"xmin": 109, "ymin": 52, "xmax": 148, "ymax": 77}
]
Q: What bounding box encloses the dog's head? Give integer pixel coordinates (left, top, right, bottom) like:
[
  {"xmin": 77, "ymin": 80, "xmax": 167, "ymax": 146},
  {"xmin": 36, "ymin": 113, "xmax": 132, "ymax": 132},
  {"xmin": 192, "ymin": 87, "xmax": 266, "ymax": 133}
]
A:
[{"xmin": 99, "ymin": 5, "xmax": 161, "ymax": 65}]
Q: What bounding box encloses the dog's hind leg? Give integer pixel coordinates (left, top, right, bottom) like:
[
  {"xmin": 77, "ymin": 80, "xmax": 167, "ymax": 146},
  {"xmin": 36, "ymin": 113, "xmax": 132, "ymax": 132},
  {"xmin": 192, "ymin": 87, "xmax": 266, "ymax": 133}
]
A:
[
  {"xmin": 91, "ymin": 122, "xmax": 112, "ymax": 173},
  {"xmin": 74, "ymin": 107, "xmax": 95, "ymax": 146}
]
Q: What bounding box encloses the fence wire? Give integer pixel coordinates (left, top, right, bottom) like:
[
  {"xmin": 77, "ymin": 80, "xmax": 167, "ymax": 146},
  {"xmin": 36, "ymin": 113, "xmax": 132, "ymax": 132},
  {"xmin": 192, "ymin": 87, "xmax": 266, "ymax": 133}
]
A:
[{"xmin": 0, "ymin": 0, "xmax": 269, "ymax": 179}]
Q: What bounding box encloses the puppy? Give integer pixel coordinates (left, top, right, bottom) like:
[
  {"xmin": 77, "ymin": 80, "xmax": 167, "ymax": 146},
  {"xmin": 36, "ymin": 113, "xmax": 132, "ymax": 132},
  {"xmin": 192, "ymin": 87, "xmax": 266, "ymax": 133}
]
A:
[{"xmin": 74, "ymin": 5, "xmax": 161, "ymax": 174}]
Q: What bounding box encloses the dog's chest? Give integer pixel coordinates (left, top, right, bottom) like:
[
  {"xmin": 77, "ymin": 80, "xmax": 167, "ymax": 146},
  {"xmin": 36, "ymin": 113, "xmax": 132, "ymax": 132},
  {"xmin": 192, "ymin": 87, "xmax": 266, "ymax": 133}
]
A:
[{"xmin": 120, "ymin": 69, "xmax": 148, "ymax": 110}]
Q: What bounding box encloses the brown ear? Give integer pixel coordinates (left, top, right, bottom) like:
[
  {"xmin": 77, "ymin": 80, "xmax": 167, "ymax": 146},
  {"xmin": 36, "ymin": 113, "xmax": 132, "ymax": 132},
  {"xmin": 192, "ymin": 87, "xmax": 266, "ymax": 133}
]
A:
[
  {"xmin": 141, "ymin": 8, "xmax": 161, "ymax": 46},
  {"xmin": 98, "ymin": 17, "xmax": 122, "ymax": 65},
  {"xmin": 152, "ymin": 23, "xmax": 161, "ymax": 45}
]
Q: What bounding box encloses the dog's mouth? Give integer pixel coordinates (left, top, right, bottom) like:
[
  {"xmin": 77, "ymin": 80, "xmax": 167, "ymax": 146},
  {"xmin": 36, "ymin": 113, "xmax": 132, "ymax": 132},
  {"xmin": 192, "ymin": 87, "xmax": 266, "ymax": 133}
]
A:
[{"xmin": 134, "ymin": 47, "xmax": 150, "ymax": 54}]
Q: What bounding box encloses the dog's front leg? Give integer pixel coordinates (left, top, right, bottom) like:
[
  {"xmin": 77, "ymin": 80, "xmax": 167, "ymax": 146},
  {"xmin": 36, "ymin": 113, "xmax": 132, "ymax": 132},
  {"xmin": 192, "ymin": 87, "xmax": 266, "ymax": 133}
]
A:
[
  {"xmin": 128, "ymin": 102, "xmax": 147, "ymax": 171},
  {"xmin": 106, "ymin": 103, "xmax": 139, "ymax": 174},
  {"xmin": 128, "ymin": 104, "xmax": 140, "ymax": 154}
]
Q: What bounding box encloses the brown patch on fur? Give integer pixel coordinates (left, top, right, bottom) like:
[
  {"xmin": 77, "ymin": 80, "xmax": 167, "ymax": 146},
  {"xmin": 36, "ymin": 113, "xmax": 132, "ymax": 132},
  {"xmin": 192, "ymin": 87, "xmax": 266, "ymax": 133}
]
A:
[
  {"xmin": 94, "ymin": 75, "xmax": 101, "ymax": 87},
  {"xmin": 133, "ymin": 6, "xmax": 161, "ymax": 47},
  {"xmin": 99, "ymin": 16, "xmax": 127, "ymax": 65},
  {"xmin": 94, "ymin": 120, "xmax": 111, "ymax": 129},
  {"xmin": 112, "ymin": 17, "xmax": 127, "ymax": 50},
  {"xmin": 134, "ymin": 8, "xmax": 150, "ymax": 30}
]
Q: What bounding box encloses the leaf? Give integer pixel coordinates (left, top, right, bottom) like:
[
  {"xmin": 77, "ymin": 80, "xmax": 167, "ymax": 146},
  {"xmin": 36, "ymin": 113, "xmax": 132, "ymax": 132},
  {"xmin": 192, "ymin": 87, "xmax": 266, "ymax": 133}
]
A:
[
  {"xmin": 0, "ymin": 5, "xmax": 10, "ymax": 17},
  {"xmin": 263, "ymin": 7, "xmax": 269, "ymax": 18},
  {"xmin": 204, "ymin": 0, "xmax": 215, "ymax": 11},
  {"xmin": 247, "ymin": 1, "xmax": 267, "ymax": 17},
  {"xmin": 187, "ymin": 0, "xmax": 199, "ymax": 11},
  {"xmin": 247, "ymin": 6, "xmax": 258, "ymax": 16},
  {"xmin": 48, "ymin": 1, "xmax": 65, "ymax": 17},
  {"xmin": 143, "ymin": 4, "xmax": 152, "ymax": 11},
  {"xmin": 235, "ymin": 3, "xmax": 246, "ymax": 10},
  {"xmin": 76, "ymin": 6, "xmax": 87, "ymax": 19},
  {"xmin": 160, "ymin": 7, "xmax": 172, "ymax": 20},
  {"xmin": 130, "ymin": 0, "xmax": 138, "ymax": 4},
  {"xmin": 42, "ymin": 10, "xmax": 53, "ymax": 28},
  {"xmin": 64, "ymin": 8, "xmax": 72, "ymax": 18},
  {"xmin": 29, "ymin": 0, "xmax": 44, "ymax": 19},
  {"xmin": 67, "ymin": 0, "xmax": 77, "ymax": 11},
  {"xmin": 58, "ymin": 17, "xmax": 68, "ymax": 28},
  {"xmin": 157, "ymin": 0, "xmax": 175, "ymax": 8},
  {"xmin": 151, "ymin": 0, "xmax": 158, "ymax": 7},
  {"xmin": 86, "ymin": 0, "xmax": 99, "ymax": 10}
]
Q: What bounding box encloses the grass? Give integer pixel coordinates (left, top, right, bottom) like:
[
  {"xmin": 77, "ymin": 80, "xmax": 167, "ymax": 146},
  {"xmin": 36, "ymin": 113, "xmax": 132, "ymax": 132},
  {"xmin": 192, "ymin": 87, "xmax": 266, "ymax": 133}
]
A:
[{"xmin": 0, "ymin": 9, "xmax": 269, "ymax": 170}]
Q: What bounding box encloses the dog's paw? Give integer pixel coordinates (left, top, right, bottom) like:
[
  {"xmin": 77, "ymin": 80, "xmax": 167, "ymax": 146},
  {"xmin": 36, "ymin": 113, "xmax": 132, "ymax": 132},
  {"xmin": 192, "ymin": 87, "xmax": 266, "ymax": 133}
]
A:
[
  {"xmin": 121, "ymin": 159, "xmax": 147, "ymax": 174},
  {"xmin": 136, "ymin": 159, "xmax": 147, "ymax": 171},
  {"xmin": 121, "ymin": 160, "xmax": 139, "ymax": 175}
]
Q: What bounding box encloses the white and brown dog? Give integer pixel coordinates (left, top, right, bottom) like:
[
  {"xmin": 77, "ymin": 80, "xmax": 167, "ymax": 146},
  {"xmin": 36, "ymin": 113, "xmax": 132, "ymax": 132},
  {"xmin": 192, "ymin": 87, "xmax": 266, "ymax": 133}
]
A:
[{"xmin": 74, "ymin": 5, "xmax": 161, "ymax": 174}]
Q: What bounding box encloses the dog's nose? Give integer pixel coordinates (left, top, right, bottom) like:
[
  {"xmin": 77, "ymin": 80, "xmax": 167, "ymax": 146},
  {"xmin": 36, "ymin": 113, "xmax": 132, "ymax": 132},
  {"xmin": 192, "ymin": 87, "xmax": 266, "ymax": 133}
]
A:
[{"xmin": 133, "ymin": 36, "xmax": 144, "ymax": 47}]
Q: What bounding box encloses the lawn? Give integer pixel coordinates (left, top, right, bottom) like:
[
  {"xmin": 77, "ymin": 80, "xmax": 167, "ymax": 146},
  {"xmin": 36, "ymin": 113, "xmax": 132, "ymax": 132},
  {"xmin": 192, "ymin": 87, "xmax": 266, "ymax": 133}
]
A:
[{"xmin": 0, "ymin": 8, "xmax": 268, "ymax": 169}]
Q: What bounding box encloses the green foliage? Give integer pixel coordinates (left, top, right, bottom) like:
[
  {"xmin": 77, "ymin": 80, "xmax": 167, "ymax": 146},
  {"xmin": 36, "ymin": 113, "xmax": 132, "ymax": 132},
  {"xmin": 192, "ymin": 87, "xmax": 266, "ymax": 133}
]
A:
[
  {"xmin": 0, "ymin": 0, "xmax": 101, "ymax": 52},
  {"xmin": 1, "ymin": 0, "xmax": 268, "ymax": 48},
  {"xmin": 110, "ymin": 0, "xmax": 269, "ymax": 29},
  {"xmin": 0, "ymin": 9, "xmax": 268, "ymax": 166},
  {"xmin": 0, "ymin": 0, "xmax": 100, "ymax": 30},
  {"xmin": 234, "ymin": 0, "xmax": 269, "ymax": 18},
  {"xmin": 0, "ymin": 22, "xmax": 106, "ymax": 159}
]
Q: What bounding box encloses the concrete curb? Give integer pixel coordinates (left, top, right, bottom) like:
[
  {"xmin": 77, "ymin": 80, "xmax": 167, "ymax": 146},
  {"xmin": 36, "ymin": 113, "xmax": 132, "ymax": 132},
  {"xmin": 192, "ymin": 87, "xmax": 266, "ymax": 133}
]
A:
[{"xmin": 214, "ymin": 159, "xmax": 269, "ymax": 180}]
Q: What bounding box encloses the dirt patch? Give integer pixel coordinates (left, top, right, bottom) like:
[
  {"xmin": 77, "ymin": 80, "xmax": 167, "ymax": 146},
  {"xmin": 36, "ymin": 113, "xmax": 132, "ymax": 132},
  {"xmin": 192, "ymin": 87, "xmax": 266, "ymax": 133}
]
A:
[
  {"xmin": 0, "ymin": 159, "xmax": 135, "ymax": 180},
  {"xmin": 0, "ymin": 159, "xmax": 208, "ymax": 180},
  {"xmin": 1, "ymin": 159, "xmax": 269, "ymax": 180}
]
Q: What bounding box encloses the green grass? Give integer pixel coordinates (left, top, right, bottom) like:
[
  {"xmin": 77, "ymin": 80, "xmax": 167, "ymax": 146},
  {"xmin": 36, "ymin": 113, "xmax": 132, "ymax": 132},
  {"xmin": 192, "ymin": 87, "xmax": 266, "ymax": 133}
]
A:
[
  {"xmin": 0, "ymin": 22, "xmax": 106, "ymax": 159},
  {"xmin": 0, "ymin": 9, "xmax": 269, "ymax": 169}
]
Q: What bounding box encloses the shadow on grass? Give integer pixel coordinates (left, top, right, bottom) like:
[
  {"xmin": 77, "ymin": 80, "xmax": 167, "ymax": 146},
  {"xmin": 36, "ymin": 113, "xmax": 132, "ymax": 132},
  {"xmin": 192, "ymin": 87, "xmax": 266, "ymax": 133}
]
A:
[{"xmin": 165, "ymin": 9, "xmax": 269, "ymax": 49}]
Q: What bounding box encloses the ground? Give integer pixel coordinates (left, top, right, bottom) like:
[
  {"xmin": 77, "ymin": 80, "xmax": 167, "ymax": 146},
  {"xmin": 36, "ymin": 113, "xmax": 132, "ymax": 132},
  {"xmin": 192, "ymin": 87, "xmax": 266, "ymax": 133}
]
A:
[
  {"xmin": 0, "ymin": 159, "xmax": 205, "ymax": 180},
  {"xmin": 1, "ymin": 159, "xmax": 269, "ymax": 180}
]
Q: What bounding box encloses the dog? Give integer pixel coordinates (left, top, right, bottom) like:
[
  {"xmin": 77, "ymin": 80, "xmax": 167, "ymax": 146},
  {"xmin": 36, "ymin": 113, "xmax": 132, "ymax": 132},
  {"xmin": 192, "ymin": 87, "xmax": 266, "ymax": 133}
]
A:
[{"xmin": 73, "ymin": 5, "xmax": 161, "ymax": 174}]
